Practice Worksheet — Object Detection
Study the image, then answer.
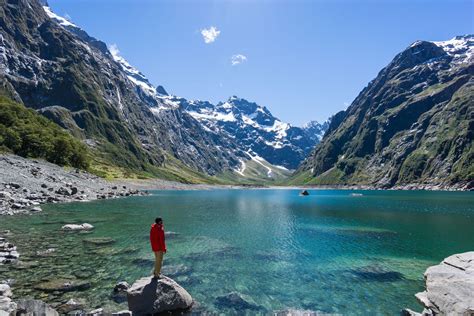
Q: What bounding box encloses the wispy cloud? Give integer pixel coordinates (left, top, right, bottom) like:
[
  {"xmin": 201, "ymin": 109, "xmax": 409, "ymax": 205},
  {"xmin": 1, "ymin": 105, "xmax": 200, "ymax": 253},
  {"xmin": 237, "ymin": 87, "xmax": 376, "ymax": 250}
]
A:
[
  {"xmin": 231, "ymin": 54, "xmax": 247, "ymax": 66},
  {"xmin": 201, "ymin": 26, "xmax": 220, "ymax": 44},
  {"xmin": 108, "ymin": 43, "xmax": 120, "ymax": 58}
]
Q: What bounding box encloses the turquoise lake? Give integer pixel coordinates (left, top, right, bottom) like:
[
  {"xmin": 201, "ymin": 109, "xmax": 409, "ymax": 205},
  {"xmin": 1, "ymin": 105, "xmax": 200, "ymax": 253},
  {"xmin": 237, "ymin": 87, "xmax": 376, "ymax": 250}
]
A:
[{"xmin": 1, "ymin": 189, "xmax": 473, "ymax": 314}]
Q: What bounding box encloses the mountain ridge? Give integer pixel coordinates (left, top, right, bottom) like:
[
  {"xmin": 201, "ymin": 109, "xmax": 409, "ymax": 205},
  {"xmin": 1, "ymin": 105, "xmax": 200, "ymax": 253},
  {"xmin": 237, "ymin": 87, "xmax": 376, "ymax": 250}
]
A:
[{"xmin": 293, "ymin": 35, "xmax": 473, "ymax": 189}]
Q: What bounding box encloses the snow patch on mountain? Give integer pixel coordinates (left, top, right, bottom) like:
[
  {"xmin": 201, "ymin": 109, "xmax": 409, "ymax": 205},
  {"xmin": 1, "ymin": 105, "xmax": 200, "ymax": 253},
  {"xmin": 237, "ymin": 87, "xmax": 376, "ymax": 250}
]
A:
[
  {"xmin": 433, "ymin": 35, "xmax": 473, "ymax": 64},
  {"xmin": 42, "ymin": 6, "xmax": 76, "ymax": 28}
]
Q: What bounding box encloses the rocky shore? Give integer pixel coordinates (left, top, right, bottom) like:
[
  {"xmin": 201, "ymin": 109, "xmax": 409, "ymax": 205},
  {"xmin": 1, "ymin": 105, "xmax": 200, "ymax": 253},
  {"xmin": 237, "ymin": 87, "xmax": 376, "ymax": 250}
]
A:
[
  {"xmin": 403, "ymin": 252, "xmax": 474, "ymax": 315},
  {"xmin": 0, "ymin": 155, "xmax": 145, "ymax": 215}
]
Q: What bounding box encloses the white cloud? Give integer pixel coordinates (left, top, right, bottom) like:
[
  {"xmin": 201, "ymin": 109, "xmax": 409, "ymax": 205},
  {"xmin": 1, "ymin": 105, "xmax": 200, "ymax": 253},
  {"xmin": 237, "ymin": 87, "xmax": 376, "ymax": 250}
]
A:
[
  {"xmin": 108, "ymin": 43, "xmax": 120, "ymax": 58},
  {"xmin": 201, "ymin": 26, "xmax": 220, "ymax": 44},
  {"xmin": 231, "ymin": 54, "xmax": 247, "ymax": 66}
]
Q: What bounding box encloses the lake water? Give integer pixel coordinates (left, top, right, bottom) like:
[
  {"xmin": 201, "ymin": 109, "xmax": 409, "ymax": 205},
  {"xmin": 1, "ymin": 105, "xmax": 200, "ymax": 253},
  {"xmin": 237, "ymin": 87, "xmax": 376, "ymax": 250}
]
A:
[{"xmin": 1, "ymin": 189, "xmax": 473, "ymax": 314}]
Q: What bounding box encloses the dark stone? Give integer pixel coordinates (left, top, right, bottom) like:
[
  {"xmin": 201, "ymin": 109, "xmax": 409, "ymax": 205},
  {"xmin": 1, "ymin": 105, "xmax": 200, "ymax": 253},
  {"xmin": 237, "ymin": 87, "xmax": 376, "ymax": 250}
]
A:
[{"xmin": 214, "ymin": 292, "xmax": 262, "ymax": 311}]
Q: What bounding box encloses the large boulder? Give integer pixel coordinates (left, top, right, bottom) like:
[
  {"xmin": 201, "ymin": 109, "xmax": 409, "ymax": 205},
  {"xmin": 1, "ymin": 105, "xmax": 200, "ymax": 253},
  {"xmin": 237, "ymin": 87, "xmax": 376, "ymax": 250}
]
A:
[
  {"xmin": 15, "ymin": 299, "xmax": 59, "ymax": 316},
  {"xmin": 405, "ymin": 251, "xmax": 474, "ymax": 315},
  {"xmin": 127, "ymin": 276, "xmax": 193, "ymax": 314},
  {"xmin": 0, "ymin": 284, "xmax": 16, "ymax": 314}
]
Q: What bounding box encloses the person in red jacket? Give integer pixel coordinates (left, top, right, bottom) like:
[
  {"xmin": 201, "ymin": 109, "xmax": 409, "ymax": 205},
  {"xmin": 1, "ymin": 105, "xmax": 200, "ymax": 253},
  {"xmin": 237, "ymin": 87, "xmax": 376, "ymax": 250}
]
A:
[{"xmin": 150, "ymin": 217, "xmax": 166, "ymax": 278}]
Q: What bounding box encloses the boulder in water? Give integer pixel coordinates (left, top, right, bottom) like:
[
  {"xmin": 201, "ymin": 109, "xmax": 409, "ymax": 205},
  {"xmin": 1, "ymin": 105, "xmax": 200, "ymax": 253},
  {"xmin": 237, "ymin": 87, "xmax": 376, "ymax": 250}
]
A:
[
  {"xmin": 61, "ymin": 223, "xmax": 94, "ymax": 231},
  {"xmin": 127, "ymin": 276, "xmax": 193, "ymax": 314},
  {"xmin": 34, "ymin": 278, "xmax": 91, "ymax": 292},
  {"xmin": 214, "ymin": 291, "xmax": 261, "ymax": 311},
  {"xmin": 300, "ymin": 190, "xmax": 309, "ymax": 196},
  {"xmin": 404, "ymin": 251, "xmax": 474, "ymax": 315},
  {"xmin": 82, "ymin": 237, "xmax": 115, "ymax": 246}
]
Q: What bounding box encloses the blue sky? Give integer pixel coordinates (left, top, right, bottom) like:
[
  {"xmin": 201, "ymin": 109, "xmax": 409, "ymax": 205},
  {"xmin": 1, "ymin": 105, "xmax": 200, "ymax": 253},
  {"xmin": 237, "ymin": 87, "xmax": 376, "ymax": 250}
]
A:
[{"xmin": 48, "ymin": 0, "xmax": 473, "ymax": 125}]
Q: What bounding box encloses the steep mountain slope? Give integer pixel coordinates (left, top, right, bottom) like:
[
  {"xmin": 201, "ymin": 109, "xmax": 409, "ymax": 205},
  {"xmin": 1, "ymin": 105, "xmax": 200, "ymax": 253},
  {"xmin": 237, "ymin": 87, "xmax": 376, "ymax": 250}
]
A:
[
  {"xmin": 181, "ymin": 96, "xmax": 327, "ymax": 169},
  {"xmin": 0, "ymin": 0, "xmax": 326, "ymax": 182},
  {"xmin": 294, "ymin": 35, "xmax": 473, "ymax": 189},
  {"xmin": 0, "ymin": 0, "xmax": 245, "ymax": 178}
]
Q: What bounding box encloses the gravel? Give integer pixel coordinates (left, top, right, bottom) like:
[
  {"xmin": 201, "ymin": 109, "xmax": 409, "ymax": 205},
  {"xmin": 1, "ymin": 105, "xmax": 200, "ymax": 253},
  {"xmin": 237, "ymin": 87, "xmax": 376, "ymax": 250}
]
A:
[{"xmin": 0, "ymin": 154, "xmax": 145, "ymax": 215}]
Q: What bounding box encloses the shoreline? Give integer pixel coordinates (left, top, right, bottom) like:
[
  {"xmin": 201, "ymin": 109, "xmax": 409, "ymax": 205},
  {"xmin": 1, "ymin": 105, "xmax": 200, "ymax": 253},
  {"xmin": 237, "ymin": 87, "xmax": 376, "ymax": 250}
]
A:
[
  {"xmin": 118, "ymin": 178, "xmax": 473, "ymax": 192},
  {"xmin": 1, "ymin": 154, "xmax": 472, "ymax": 216}
]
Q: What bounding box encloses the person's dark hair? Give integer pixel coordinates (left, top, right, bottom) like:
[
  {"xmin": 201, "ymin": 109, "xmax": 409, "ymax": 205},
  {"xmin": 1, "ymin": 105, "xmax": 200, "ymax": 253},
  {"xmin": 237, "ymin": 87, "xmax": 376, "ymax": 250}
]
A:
[{"xmin": 155, "ymin": 217, "xmax": 163, "ymax": 224}]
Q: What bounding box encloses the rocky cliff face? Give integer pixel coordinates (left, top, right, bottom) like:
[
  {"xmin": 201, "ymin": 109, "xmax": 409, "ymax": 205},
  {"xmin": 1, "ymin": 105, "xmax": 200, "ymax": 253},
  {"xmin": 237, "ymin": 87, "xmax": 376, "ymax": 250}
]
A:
[
  {"xmin": 296, "ymin": 35, "xmax": 474, "ymax": 189},
  {"xmin": 0, "ymin": 0, "xmax": 244, "ymax": 176}
]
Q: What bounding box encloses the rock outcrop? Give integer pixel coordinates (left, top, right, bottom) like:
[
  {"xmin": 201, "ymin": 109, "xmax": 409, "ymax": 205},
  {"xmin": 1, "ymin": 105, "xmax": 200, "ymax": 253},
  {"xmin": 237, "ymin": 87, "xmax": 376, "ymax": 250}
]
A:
[
  {"xmin": 404, "ymin": 252, "xmax": 474, "ymax": 315},
  {"xmin": 127, "ymin": 276, "xmax": 193, "ymax": 314}
]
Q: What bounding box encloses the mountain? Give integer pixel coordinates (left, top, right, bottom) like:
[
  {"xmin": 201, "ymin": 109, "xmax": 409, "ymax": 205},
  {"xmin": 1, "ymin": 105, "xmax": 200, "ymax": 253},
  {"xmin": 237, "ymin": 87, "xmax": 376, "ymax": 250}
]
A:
[
  {"xmin": 179, "ymin": 96, "xmax": 327, "ymax": 170},
  {"xmin": 0, "ymin": 0, "xmax": 326, "ymax": 182},
  {"xmin": 0, "ymin": 0, "xmax": 248, "ymax": 180},
  {"xmin": 294, "ymin": 35, "xmax": 474, "ymax": 189}
]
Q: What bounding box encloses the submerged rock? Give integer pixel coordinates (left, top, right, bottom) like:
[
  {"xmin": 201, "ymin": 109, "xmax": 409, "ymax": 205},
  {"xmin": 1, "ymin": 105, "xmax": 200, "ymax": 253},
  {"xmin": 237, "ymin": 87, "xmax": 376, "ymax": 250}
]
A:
[
  {"xmin": 34, "ymin": 278, "xmax": 91, "ymax": 292},
  {"xmin": 56, "ymin": 298, "xmax": 86, "ymax": 314},
  {"xmin": 82, "ymin": 237, "xmax": 115, "ymax": 246},
  {"xmin": 350, "ymin": 265, "xmax": 404, "ymax": 282},
  {"xmin": 405, "ymin": 251, "xmax": 474, "ymax": 315},
  {"xmin": 61, "ymin": 223, "xmax": 94, "ymax": 231},
  {"xmin": 127, "ymin": 276, "xmax": 193, "ymax": 314},
  {"xmin": 214, "ymin": 291, "xmax": 261, "ymax": 311}
]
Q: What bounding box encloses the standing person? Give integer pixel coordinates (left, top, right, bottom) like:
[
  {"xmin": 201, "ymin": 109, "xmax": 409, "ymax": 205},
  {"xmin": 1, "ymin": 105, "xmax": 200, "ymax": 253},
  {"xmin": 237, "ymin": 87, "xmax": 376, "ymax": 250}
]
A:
[{"xmin": 150, "ymin": 217, "xmax": 166, "ymax": 278}]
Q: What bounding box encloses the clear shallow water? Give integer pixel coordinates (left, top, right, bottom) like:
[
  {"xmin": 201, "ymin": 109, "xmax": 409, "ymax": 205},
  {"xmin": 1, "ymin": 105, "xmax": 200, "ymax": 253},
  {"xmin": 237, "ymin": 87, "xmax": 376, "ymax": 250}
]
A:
[{"xmin": 1, "ymin": 189, "xmax": 473, "ymax": 314}]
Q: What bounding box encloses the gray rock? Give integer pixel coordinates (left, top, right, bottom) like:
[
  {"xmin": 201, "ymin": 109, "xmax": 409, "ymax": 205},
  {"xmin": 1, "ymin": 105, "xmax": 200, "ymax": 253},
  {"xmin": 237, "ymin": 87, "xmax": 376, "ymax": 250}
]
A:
[
  {"xmin": 112, "ymin": 310, "xmax": 132, "ymax": 316},
  {"xmin": 0, "ymin": 285, "xmax": 11, "ymax": 298},
  {"xmin": 34, "ymin": 278, "xmax": 91, "ymax": 292},
  {"xmin": 87, "ymin": 308, "xmax": 104, "ymax": 315},
  {"xmin": 0, "ymin": 296, "xmax": 17, "ymax": 314},
  {"xmin": 113, "ymin": 281, "xmax": 130, "ymax": 293},
  {"xmin": 56, "ymin": 298, "xmax": 86, "ymax": 314},
  {"xmin": 0, "ymin": 192, "xmax": 11, "ymax": 199},
  {"xmin": 31, "ymin": 206, "xmax": 42, "ymax": 212},
  {"xmin": 408, "ymin": 251, "xmax": 474, "ymax": 315},
  {"xmin": 61, "ymin": 223, "xmax": 94, "ymax": 231},
  {"xmin": 15, "ymin": 299, "xmax": 59, "ymax": 316},
  {"xmin": 127, "ymin": 276, "xmax": 193, "ymax": 314},
  {"xmin": 214, "ymin": 291, "xmax": 261, "ymax": 311}
]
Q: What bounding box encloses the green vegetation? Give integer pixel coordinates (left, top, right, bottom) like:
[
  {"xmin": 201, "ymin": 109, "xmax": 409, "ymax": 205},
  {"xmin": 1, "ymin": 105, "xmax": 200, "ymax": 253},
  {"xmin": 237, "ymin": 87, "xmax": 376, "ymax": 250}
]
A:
[{"xmin": 0, "ymin": 96, "xmax": 89, "ymax": 169}]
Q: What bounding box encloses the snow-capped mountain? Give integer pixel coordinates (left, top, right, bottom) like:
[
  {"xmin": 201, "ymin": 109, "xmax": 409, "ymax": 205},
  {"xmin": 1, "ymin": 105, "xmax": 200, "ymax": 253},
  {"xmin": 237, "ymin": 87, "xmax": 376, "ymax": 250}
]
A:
[{"xmin": 182, "ymin": 96, "xmax": 328, "ymax": 169}]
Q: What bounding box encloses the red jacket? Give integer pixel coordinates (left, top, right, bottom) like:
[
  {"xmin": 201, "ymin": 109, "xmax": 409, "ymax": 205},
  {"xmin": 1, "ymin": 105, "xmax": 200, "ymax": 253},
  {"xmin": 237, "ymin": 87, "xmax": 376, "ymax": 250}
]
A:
[{"xmin": 150, "ymin": 223, "xmax": 166, "ymax": 252}]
